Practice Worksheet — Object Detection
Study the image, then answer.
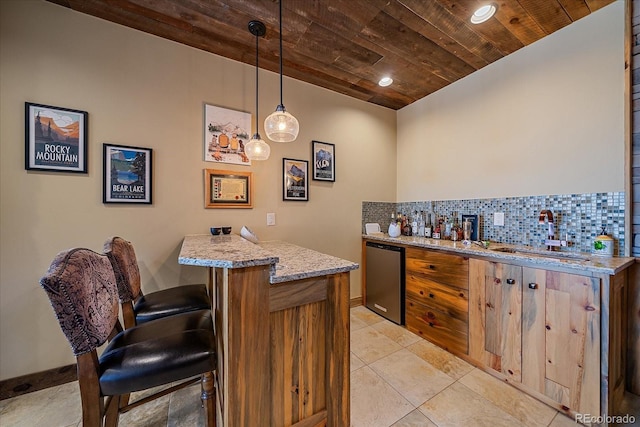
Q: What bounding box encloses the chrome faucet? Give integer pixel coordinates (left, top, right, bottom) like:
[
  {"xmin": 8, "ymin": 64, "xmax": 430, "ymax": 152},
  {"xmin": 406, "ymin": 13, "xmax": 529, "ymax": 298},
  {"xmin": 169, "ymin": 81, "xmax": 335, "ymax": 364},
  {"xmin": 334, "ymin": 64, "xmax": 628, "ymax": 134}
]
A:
[{"xmin": 539, "ymin": 209, "xmax": 567, "ymax": 250}]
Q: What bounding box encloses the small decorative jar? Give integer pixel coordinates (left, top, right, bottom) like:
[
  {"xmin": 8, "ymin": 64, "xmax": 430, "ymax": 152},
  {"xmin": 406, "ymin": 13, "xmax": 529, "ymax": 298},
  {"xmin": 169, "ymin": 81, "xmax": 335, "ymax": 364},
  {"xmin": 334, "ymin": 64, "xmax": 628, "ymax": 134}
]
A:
[{"xmin": 593, "ymin": 227, "xmax": 614, "ymax": 257}]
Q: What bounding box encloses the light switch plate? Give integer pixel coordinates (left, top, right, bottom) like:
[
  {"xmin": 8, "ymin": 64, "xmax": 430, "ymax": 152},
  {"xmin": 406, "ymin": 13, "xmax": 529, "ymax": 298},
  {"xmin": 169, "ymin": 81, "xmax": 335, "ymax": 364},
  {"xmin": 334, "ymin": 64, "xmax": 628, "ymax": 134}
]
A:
[
  {"xmin": 267, "ymin": 212, "xmax": 276, "ymax": 226},
  {"xmin": 494, "ymin": 212, "xmax": 505, "ymax": 226}
]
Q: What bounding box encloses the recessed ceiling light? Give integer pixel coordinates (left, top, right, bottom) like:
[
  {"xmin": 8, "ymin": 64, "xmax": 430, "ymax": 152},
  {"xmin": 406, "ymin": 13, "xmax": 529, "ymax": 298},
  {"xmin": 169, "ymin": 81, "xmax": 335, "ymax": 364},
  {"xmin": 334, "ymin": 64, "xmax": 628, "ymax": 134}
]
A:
[
  {"xmin": 378, "ymin": 77, "xmax": 393, "ymax": 87},
  {"xmin": 471, "ymin": 4, "xmax": 496, "ymax": 24}
]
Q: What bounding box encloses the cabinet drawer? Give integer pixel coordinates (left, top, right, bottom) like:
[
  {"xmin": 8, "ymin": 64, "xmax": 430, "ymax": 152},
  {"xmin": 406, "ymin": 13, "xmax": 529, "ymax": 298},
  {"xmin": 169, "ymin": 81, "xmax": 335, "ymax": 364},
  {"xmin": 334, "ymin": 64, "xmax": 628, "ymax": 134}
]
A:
[
  {"xmin": 406, "ymin": 275, "xmax": 468, "ymax": 322},
  {"xmin": 406, "ymin": 297, "xmax": 468, "ymax": 355},
  {"xmin": 406, "ymin": 248, "xmax": 469, "ymax": 289}
]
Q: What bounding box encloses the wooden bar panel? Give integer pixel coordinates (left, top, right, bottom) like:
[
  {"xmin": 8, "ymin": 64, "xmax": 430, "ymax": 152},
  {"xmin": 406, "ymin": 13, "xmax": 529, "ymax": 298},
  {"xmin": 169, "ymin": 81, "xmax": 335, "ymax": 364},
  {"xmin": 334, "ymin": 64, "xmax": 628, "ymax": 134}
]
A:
[
  {"xmin": 222, "ymin": 265, "xmax": 272, "ymax": 426},
  {"xmin": 628, "ymin": 262, "xmax": 640, "ymax": 395},
  {"xmin": 326, "ymin": 273, "xmax": 350, "ymax": 427},
  {"xmin": 609, "ymin": 271, "xmax": 627, "ymax": 412},
  {"xmin": 270, "ymin": 277, "xmax": 328, "ymax": 313}
]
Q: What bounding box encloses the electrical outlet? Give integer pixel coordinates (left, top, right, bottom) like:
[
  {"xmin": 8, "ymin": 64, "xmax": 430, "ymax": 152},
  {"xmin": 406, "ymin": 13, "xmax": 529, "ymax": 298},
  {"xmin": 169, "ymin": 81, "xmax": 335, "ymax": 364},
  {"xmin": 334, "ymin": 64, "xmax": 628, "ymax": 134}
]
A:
[
  {"xmin": 267, "ymin": 212, "xmax": 276, "ymax": 226},
  {"xmin": 494, "ymin": 212, "xmax": 505, "ymax": 226}
]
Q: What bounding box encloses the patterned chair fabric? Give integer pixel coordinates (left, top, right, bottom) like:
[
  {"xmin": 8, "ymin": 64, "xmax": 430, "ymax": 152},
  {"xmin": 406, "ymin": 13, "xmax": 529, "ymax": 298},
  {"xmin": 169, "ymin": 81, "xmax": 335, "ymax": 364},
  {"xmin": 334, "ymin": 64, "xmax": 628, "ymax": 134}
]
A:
[
  {"xmin": 40, "ymin": 248, "xmax": 119, "ymax": 355},
  {"xmin": 103, "ymin": 236, "xmax": 141, "ymax": 303}
]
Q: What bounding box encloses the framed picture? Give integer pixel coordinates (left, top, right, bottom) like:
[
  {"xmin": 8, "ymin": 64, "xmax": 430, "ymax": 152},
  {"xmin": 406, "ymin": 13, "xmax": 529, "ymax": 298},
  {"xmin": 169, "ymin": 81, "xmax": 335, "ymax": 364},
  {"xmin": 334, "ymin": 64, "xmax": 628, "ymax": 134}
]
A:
[
  {"xmin": 25, "ymin": 102, "xmax": 88, "ymax": 173},
  {"xmin": 283, "ymin": 158, "xmax": 308, "ymax": 201},
  {"xmin": 204, "ymin": 169, "xmax": 252, "ymax": 208},
  {"xmin": 203, "ymin": 104, "xmax": 252, "ymax": 166},
  {"xmin": 311, "ymin": 140, "xmax": 335, "ymax": 182},
  {"xmin": 103, "ymin": 144, "xmax": 152, "ymax": 204}
]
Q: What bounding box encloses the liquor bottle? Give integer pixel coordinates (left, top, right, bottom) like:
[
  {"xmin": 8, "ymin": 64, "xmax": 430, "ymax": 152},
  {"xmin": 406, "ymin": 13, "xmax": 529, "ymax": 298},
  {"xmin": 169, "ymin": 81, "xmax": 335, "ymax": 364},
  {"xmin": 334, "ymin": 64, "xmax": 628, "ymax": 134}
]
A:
[
  {"xmin": 418, "ymin": 210, "xmax": 425, "ymax": 237},
  {"xmin": 425, "ymin": 213, "xmax": 432, "ymax": 238},
  {"xmin": 433, "ymin": 217, "xmax": 441, "ymax": 239},
  {"xmin": 451, "ymin": 216, "xmax": 459, "ymax": 241},
  {"xmin": 411, "ymin": 211, "xmax": 419, "ymax": 236}
]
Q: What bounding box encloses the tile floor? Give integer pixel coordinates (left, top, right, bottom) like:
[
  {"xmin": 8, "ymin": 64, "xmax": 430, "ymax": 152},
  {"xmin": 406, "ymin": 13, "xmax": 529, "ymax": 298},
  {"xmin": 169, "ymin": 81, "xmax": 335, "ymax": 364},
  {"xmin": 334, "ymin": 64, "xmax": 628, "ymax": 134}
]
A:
[{"xmin": 1, "ymin": 306, "xmax": 638, "ymax": 426}]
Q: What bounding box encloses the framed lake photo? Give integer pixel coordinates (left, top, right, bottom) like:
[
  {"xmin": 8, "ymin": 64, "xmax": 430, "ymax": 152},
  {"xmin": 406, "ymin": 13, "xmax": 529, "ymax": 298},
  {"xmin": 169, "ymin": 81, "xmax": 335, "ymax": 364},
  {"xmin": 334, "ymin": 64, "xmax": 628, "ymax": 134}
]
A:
[
  {"xmin": 103, "ymin": 144, "xmax": 152, "ymax": 204},
  {"xmin": 283, "ymin": 158, "xmax": 308, "ymax": 201},
  {"xmin": 25, "ymin": 102, "xmax": 88, "ymax": 173},
  {"xmin": 312, "ymin": 140, "xmax": 335, "ymax": 182}
]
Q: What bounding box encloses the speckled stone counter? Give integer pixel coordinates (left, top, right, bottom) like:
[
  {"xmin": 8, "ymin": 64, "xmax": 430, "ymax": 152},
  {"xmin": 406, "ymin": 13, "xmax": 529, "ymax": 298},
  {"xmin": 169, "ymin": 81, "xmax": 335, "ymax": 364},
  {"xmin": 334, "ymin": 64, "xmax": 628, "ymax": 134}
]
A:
[
  {"xmin": 363, "ymin": 234, "xmax": 634, "ymax": 275},
  {"xmin": 179, "ymin": 234, "xmax": 358, "ymax": 284}
]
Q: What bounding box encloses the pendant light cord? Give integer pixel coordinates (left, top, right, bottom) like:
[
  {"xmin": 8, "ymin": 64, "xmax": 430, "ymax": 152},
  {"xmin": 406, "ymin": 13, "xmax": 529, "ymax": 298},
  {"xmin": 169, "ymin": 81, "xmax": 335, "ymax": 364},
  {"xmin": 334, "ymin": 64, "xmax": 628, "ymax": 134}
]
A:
[
  {"xmin": 255, "ymin": 30, "xmax": 259, "ymax": 132},
  {"xmin": 279, "ymin": 0, "xmax": 283, "ymax": 107}
]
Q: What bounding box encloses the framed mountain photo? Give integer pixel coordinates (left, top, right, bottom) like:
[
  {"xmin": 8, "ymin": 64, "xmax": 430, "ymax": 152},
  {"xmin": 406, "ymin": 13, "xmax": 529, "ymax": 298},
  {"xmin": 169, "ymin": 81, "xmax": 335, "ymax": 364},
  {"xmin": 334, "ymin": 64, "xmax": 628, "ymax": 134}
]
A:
[
  {"xmin": 283, "ymin": 158, "xmax": 308, "ymax": 201},
  {"xmin": 311, "ymin": 140, "xmax": 335, "ymax": 182}
]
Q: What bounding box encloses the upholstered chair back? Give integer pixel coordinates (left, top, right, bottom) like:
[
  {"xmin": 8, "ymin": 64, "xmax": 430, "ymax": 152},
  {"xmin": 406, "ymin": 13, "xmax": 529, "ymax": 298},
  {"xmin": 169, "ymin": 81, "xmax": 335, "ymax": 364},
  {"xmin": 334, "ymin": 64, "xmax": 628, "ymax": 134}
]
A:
[
  {"xmin": 40, "ymin": 248, "xmax": 120, "ymax": 355},
  {"xmin": 103, "ymin": 236, "xmax": 142, "ymax": 303}
]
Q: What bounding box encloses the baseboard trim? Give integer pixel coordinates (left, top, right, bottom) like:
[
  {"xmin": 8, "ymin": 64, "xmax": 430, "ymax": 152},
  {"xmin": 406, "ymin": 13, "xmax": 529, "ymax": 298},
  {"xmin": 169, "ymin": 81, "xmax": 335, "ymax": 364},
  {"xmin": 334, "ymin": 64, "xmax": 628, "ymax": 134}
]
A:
[
  {"xmin": 0, "ymin": 364, "xmax": 77, "ymax": 400},
  {"xmin": 350, "ymin": 296, "xmax": 362, "ymax": 307}
]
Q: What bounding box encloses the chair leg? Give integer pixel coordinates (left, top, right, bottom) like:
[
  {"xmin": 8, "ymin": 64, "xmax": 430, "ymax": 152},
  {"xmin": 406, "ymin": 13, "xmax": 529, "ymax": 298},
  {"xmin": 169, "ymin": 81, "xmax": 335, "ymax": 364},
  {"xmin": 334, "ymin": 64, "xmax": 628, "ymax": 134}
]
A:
[
  {"xmin": 104, "ymin": 395, "xmax": 120, "ymax": 427},
  {"xmin": 77, "ymin": 353, "xmax": 104, "ymax": 427},
  {"xmin": 201, "ymin": 371, "xmax": 216, "ymax": 427}
]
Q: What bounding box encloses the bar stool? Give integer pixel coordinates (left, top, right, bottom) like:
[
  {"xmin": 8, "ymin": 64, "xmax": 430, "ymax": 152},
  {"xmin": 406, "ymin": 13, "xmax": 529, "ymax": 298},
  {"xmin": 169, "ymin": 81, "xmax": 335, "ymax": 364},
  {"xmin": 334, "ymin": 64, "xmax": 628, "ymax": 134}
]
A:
[
  {"xmin": 40, "ymin": 247, "xmax": 216, "ymax": 427},
  {"xmin": 103, "ymin": 236, "xmax": 210, "ymax": 329}
]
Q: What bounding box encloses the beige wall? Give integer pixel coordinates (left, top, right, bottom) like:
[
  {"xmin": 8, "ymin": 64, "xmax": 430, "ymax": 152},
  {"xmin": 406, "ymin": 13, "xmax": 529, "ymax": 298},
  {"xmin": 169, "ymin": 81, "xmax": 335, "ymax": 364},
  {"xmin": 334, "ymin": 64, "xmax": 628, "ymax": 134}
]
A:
[
  {"xmin": 397, "ymin": 1, "xmax": 625, "ymax": 201},
  {"xmin": 0, "ymin": 1, "xmax": 397, "ymax": 380}
]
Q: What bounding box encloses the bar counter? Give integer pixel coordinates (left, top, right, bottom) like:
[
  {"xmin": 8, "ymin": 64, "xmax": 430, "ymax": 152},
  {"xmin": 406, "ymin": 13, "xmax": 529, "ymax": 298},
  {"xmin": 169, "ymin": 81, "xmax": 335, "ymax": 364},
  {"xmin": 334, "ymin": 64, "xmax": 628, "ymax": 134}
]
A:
[{"xmin": 178, "ymin": 234, "xmax": 358, "ymax": 427}]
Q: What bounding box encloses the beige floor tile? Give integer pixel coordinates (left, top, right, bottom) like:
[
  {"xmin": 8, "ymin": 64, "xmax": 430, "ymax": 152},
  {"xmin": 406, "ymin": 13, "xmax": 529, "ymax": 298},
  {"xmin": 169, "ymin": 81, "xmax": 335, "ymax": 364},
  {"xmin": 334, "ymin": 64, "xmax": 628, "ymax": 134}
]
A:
[
  {"xmin": 390, "ymin": 409, "xmax": 438, "ymax": 427},
  {"xmin": 371, "ymin": 320, "xmax": 421, "ymax": 347},
  {"xmin": 351, "ymin": 306, "xmax": 386, "ymax": 326},
  {"xmin": 548, "ymin": 412, "xmax": 580, "ymax": 427},
  {"xmin": 119, "ymin": 392, "xmax": 170, "ymax": 427},
  {"xmin": 458, "ymin": 368, "xmax": 557, "ymax": 427},
  {"xmin": 350, "ymin": 366, "xmax": 414, "ymax": 427},
  {"xmin": 351, "ymin": 351, "xmax": 366, "ymax": 372},
  {"xmin": 350, "ymin": 314, "xmax": 369, "ymax": 332},
  {"xmin": 0, "ymin": 381, "xmax": 81, "ymax": 427},
  {"xmin": 370, "ymin": 349, "xmax": 455, "ymax": 406},
  {"xmin": 406, "ymin": 338, "xmax": 474, "ymax": 380},
  {"xmin": 351, "ymin": 326, "xmax": 402, "ymax": 364},
  {"xmin": 418, "ymin": 382, "xmax": 523, "ymax": 427},
  {"xmin": 168, "ymin": 382, "xmax": 205, "ymax": 427}
]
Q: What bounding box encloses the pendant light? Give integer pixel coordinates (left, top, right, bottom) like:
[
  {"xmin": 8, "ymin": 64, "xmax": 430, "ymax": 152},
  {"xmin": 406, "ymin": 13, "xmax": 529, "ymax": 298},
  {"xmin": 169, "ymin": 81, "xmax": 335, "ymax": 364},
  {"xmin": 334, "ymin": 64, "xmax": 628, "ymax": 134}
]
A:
[
  {"xmin": 245, "ymin": 20, "xmax": 271, "ymax": 161},
  {"xmin": 264, "ymin": 0, "xmax": 299, "ymax": 143}
]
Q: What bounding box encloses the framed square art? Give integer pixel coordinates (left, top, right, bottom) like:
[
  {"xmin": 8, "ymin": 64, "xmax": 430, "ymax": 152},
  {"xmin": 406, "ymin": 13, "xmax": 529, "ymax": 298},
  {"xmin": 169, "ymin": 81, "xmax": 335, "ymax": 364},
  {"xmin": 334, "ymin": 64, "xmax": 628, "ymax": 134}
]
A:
[{"xmin": 203, "ymin": 104, "xmax": 252, "ymax": 165}]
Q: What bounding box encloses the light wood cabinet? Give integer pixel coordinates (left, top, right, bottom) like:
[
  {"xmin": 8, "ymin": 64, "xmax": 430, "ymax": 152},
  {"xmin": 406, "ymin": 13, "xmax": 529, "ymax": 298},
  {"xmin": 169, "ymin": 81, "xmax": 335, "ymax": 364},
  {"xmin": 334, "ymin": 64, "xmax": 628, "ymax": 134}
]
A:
[
  {"xmin": 405, "ymin": 248, "xmax": 469, "ymax": 355},
  {"xmin": 470, "ymin": 259, "xmax": 608, "ymax": 417},
  {"xmin": 468, "ymin": 260, "xmax": 523, "ymax": 383}
]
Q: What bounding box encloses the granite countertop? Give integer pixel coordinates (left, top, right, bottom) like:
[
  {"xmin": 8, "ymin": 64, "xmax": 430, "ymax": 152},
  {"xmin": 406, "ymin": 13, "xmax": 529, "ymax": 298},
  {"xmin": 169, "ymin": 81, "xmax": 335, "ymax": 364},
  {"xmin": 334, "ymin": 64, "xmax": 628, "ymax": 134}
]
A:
[
  {"xmin": 179, "ymin": 234, "xmax": 358, "ymax": 284},
  {"xmin": 363, "ymin": 234, "xmax": 635, "ymax": 275}
]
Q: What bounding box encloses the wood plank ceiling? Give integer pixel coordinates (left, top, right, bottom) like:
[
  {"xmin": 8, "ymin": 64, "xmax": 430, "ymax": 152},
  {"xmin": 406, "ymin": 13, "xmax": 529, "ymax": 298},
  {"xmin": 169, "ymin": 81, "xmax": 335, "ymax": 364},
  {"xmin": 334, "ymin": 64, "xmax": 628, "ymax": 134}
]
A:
[{"xmin": 46, "ymin": 0, "xmax": 615, "ymax": 110}]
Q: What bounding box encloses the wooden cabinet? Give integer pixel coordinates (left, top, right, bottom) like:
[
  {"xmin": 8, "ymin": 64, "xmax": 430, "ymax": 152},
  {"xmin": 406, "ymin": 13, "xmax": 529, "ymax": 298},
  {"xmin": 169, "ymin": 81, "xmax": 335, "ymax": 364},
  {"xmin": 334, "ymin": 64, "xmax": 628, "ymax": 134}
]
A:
[
  {"xmin": 470, "ymin": 259, "xmax": 604, "ymax": 416},
  {"xmin": 468, "ymin": 260, "xmax": 523, "ymax": 383},
  {"xmin": 405, "ymin": 248, "xmax": 469, "ymax": 355}
]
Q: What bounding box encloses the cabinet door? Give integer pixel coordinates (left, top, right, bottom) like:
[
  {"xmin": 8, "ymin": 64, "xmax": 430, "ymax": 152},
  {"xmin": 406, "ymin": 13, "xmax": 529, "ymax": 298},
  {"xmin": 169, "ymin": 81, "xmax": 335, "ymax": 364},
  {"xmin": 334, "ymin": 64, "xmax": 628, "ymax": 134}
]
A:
[
  {"xmin": 469, "ymin": 259, "xmax": 522, "ymax": 383},
  {"xmin": 522, "ymin": 268, "xmax": 600, "ymax": 415}
]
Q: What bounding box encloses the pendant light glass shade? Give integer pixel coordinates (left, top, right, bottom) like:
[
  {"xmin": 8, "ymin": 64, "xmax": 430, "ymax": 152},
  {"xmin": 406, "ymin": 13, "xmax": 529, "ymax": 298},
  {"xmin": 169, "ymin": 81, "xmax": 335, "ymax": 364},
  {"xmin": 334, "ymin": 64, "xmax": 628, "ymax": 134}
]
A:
[
  {"xmin": 265, "ymin": 0, "xmax": 299, "ymax": 143},
  {"xmin": 246, "ymin": 20, "xmax": 270, "ymax": 161},
  {"xmin": 245, "ymin": 134, "xmax": 270, "ymax": 160},
  {"xmin": 264, "ymin": 106, "xmax": 299, "ymax": 142}
]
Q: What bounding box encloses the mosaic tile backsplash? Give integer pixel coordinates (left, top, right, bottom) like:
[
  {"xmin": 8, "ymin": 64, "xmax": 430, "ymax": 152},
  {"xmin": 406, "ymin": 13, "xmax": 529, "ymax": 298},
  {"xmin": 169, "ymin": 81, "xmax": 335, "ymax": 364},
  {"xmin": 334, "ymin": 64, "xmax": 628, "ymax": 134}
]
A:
[{"xmin": 362, "ymin": 192, "xmax": 625, "ymax": 255}]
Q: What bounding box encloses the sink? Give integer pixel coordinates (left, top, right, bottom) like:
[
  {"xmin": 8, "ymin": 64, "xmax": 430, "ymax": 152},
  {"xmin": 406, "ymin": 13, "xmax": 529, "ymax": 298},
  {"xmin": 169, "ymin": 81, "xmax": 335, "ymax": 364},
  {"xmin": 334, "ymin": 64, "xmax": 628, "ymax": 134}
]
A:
[{"xmin": 489, "ymin": 246, "xmax": 591, "ymax": 261}]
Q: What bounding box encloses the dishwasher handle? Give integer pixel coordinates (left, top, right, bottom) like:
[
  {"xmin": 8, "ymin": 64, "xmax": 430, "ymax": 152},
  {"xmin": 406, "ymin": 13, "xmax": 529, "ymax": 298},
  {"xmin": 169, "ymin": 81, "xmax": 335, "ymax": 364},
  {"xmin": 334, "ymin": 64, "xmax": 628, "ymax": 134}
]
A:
[{"xmin": 366, "ymin": 241, "xmax": 404, "ymax": 252}]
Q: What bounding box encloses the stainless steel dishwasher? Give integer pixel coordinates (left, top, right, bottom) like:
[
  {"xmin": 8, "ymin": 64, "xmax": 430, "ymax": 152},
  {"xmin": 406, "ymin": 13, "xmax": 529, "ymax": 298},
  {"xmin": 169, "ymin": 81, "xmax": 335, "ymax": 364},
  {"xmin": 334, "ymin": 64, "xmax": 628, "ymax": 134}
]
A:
[{"xmin": 365, "ymin": 241, "xmax": 405, "ymax": 325}]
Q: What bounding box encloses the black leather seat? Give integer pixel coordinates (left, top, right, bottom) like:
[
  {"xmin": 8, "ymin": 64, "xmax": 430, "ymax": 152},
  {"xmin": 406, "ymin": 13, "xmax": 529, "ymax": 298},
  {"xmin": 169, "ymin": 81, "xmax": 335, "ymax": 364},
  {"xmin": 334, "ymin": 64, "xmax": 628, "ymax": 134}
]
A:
[
  {"xmin": 40, "ymin": 247, "xmax": 217, "ymax": 426},
  {"xmin": 103, "ymin": 236, "xmax": 211, "ymax": 328}
]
